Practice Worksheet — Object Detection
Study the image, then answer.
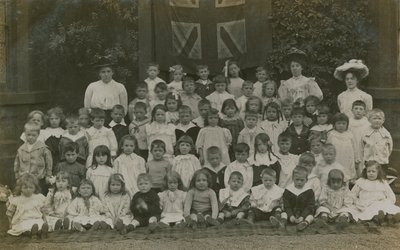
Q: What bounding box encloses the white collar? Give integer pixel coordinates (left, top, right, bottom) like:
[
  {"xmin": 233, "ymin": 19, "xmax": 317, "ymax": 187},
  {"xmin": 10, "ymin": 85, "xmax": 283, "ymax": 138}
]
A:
[
  {"xmin": 204, "ymin": 163, "xmax": 225, "ymax": 173},
  {"xmin": 286, "ymin": 182, "xmax": 312, "ymax": 196},
  {"xmin": 109, "ymin": 120, "xmax": 126, "ymax": 127}
]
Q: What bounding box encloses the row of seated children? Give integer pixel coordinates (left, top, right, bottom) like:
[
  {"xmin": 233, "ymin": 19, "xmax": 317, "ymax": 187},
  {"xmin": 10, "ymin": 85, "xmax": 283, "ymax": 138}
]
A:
[{"xmin": 7, "ymin": 156, "xmax": 400, "ymax": 239}]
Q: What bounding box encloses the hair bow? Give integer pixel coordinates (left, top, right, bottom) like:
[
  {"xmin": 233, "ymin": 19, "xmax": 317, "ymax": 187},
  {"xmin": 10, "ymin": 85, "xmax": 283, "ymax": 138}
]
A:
[
  {"xmin": 172, "ymin": 91, "xmax": 179, "ymax": 100},
  {"xmin": 169, "ymin": 67, "xmax": 176, "ymax": 73}
]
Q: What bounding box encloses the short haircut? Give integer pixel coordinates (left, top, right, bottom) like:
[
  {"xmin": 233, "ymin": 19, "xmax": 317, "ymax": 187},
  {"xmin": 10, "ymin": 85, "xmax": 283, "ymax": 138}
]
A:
[
  {"xmin": 90, "ymin": 108, "xmax": 105, "ymax": 119},
  {"xmin": 317, "ymin": 104, "xmax": 330, "ymax": 115},
  {"xmin": 63, "ymin": 141, "xmax": 79, "ymax": 154},
  {"xmin": 299, "ymin": 152, "xmax": 316, "ymax": 165},
  {"xmin": 27, "ymin": 110, "xmax": 45, "ymax": 124},
  {"xmin": 179, "ymin": 105, "xmax": 192, "ymax": 114},
  {"xmin": 150, "ymin": 139, "xmax": 166, "ymax": 152},
  {"xmin": 352, "ymin": 100, "xmax": 366, "ymax": 109},
  {"xmin": 332, "ymin": 113, "xmax": 349, "ymax": 127},
  {"xmin": 322, "ymin": 143, "xmax": 336, "ymax": 153},
  {"xmin": 207, "ymin": 146, "xmax": 222, "ymax": 156},
  {"xmin": 182, "ymin": 76, "xmax": 195, "ymax": 89},
  {"xmin": 213, "ymin": 74, "xmax": 227, "ymax": 84},
  {"xmin": 155, "ymin": 82, "xmax": 168, "ymax": 91},
  {"xmin": 65, "ymin": 114, "xmax": 79, "ymax": 125},
  {"xmin": 24, "ymin": 122, "xmax": 41, "ymax": 132},
  {"xmin": 280, "ymin": 98, "xmax": 293, "ymax": 108},
  {"xmin": 198, "ymin": 99, "xmax": 211, "ymax": 109},
  {"xmin": 261, "ymin": 167, "xmax": 277, "ymax": 178},
  {"xmin": 244, "ymin": 111, "xmax": 259, "ymax": 119},
  {"xmin": 136, "ymin": 82, "xmax": 148, "ymax": 90},
  {"xmin": 134, "ymin": 102, "xmax": 147, "ymax": 111},
  {"xmin": 78, "ymin": 107, "xmax": 90, "ymax": 116},
  {"xmin": 229, "ymin": 171, "xmax": 243, "ymax": 181},
  {"xmin": 278, "ymin": 132, "xmax": 292, "ymax": 142},
  {"xmin": 368, "ymin": 108, "xmax": 385, "ymax": 120},
  {"xmin": 196, "ymin": 65, "xmax": 209, "ymax": 72},
  {"xmin": 256, "ymin": 66, "xmax": 267, "ymax": 73},
  {"xmin": 292, "ymin": 166, "xmax": 309, "ymax": 178},
  {"xmin": 242, "ymin": 80, "xmax": 253, "ymax": 88},
  {"xmin": 147, "ymin": 62, "xmax": 159, "ymax": 69},
  {"xmin": 291, "ymin": 107, "xmax": 305, "ymax": 116},
  {"xmin": 137, "ymin": 173, "xmax": 152, "ymax": 183},
  {"xmin": 112, "ymin": 104, "xmax": 125, "ymax": 113},
  {"xmin": 234, "ymin": 143, "xmax": 250, "ymax": 154},
  {"xmin": 304, "ymin": 95, "xmax": 320, "ymax": 106}
]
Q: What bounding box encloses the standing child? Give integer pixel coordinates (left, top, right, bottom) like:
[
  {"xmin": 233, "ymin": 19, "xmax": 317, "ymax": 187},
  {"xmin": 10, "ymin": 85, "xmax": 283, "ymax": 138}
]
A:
[
  {"xmin": 334, "ymin": 59, "xmax": 373, "ymax": 117},
  {"xmin": 20, "ymin": 110, "xmax": 46, "ymax": 143},
  {"xmin": 220, "ymin": 99, "xmax": 245, "ymax": 161},
  {"xmin": 184, "ymin": 169, "xmax": 220, "ymax": 228},
  {"xmin": 315, "ymin": 169, "xmax": 352, "ymax": 228},
  {"xmin": 149, "ymin": 82, "xmax": 169, "ymax": 111},
  {"xmin": 158, "ymin": 171, "xmax": 187, "ymax": 226},
  {"xmin": 172, "ymin": 135, "xmax": 201, "ymax": 191},
  {"xmin": 224, "ymin": 143, "xmax": 253, "ymax": 192},
  {"xmin": 281, "ymin": 99, "xmax": 293, "ymax": 127},
  {"xmin": 203, "ymin": 147, "xmax": 226, "ymax": 199},
  {"xmin": 218, "ymin": 171, "xmax": 251, "ymax": 224},
  {"xmin": 175, "ymin": 105, "xmax": 200, "ymax": 143},
  {"xmin": 309, "ymin": 136, "xmax": 324, "ymax": 168},
  {"xmin": 315, "ymin": 144, "xmax": 346, "ymax": 186},
  {"xmin": 348, "ymin": 100, "xmax": 370, "ymax": 176},
  {"xmin": 114, "ymin": 135, "xmax": 146, "ymax": 197},
  {"xmin": 275, "ymin": 133, "xmax": 299, "ymax": 188},
  {"xmin": 78, "ymin": 107, "xmax": 91, "ymax": 130},
  {"xmin": 43, "ymin": 107, "xmax": 65, "ymax": 168},
  {"xmin": 253, "ymin": 66, "xmax": 268, "ymax": 98},
  {"xmin": 261, "ymin": 102, "xmax": 288, "ymax": 153},
  {"xmin": 146, "ymin": 140, "xmax": 172, "ymax": 193},
  {"xmin": 349, "ymin": 161, "xmax": 400, "ymax": 223},
  {"xmin": 235, "ymin": 81, "xmax": 255, "ymax": 116},
  {"xmin": 85, "ymin": 108, "xmax": 118, "ymax": 167},
  {"xmin": 59, "ymin": 114, "xmax": 88, "ymax": 165},
  {"xmin": 109, "ymin": 105, "xmax": 129, "ymax": 145},
  {"xmin": 298, "ymin": 152, "xmax": 321, "ymax": 199},
  {"xmin": 244, "ymin": 96, "xmax": 264, "ymax": 122},
  {"xmin": 42, "ymin": 171, "xmax": 73, "ymax": 231},
  {"xmin": 180, "ymin": 77, "xmax": 202, "ymax": 119},
  {"xmin": 103, "ymin": 174, "xmax": 135, "ymax": 235},
  {"xmin": 129, "ymin": 102, "xmax": 151, "ymax": 160},
  {"xmin": 310, "ymin": 104, "xmax": 333, "ymax": 143},
  {"xmin": 361, "ymin": 109, "xmax": 393, "ymax": 177},
  {"xmin": 128, "ymin": 82, "xmax": 151, "ymax": 121},
  {"xmin": 327, "ymin": 113, "xmax": 360, "ymax": 183},
  {"xmin": 130, "ymin": 174, "xmax": 162, "ymax": 228},
  {"xmin": 86, "ymin": 145, "xmax": 114, "ymax": 200},
  {"xmin": 303, "ymin": 95, "xmax": 320, "ymax": 127},
  {"xmin": 251, "ymin": 134, "xmax": 281, "ymax": 187},
  {"xmin": 54, "ymin": 142, "xmax": 86, "ymax": 194},
  {"xmin": 14, "ymin": 122, "xmax": 53, "ymax": 195},
  {"xmin": 225, "ymin": 60, "xmax": 244, "ymax": 98},
  {"xmin": 6, "ymin": 174, "xmax": 48, "ymax": 238},
  {"xmin": 281, "ymin": 166, "xmax": 316, "ymax": 231},
  {"xmin": 195, "ymin": 65, "xmax": 214, "ymax": 99},
  {"xmin": 206, "ymin": 75, "xmax": 234, "ymax": 114},
  {"xmin": 192, "ymin": 99, "xmax": 212, "ymax": 128},
  {"xmin": 237, "ymin": 111, "xmax": 265, "ymax": 157},
  {"xmin": 144, "ymin": 62, "xmax": 166, "ymax": 101},
  {"xmin": 285, "ymin": 107, "xmax": 310, "ymax": 155},
  {"xmin": 168, "ymin": 64, "xmax": 185, "ymax": 94},
  {"xmin": 196, "ymin": 108, "xmax": 232, "ymax": 166},
  {"xmin": 67, "ymin": 179, "xmax": 112, "ymax": 231},
  {"xmin": 145, "ymin": 104, "xmax": 176, "ymax": 163},
  {"xmin": 261, "ymin": 80, "xmax": 280, "ymax": 108},
  {"xmin": 248, "ymin": 168, "xmax": 284, "ymax": 227},
  {"xmin": 165, "ymin": 92, "xmax": 182, "ymax": 124}
]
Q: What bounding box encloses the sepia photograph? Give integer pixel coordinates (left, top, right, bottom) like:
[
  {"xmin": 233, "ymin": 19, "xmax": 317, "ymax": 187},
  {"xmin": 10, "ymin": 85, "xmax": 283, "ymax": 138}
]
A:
[{"xmin": 0, "ymin": 0, "xmax": 399, "ymax": 249}]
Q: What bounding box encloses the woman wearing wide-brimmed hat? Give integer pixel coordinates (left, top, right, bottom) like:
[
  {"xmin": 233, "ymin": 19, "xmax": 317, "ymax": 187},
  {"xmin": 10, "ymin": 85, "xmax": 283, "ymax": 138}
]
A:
[
  {"xmin": 278, "ymin": 48, "xmax": 323, "ymax": 106},
  {"xmin": 334, "ymin": 59, "xmax": 373, "ymax": 117},
  {"xmin": 84, "ymin": 57, "xmax": 128, "ymax": 124}
]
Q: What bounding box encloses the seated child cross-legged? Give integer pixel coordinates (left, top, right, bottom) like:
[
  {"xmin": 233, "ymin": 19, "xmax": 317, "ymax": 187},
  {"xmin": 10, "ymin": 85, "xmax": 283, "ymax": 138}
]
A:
[
  {"xmin": 248, "ymin": 168, "xmax": 284, "ymax": 228},
  {"xmin": 184, "ymin": 169, "xmax": 220, "ymax": 228},
  {"xmin": 281, "ymin": 166, "xmax": 316, "ymax": 231},
  {"xmin": 218, "ymin": 172, "xmax": 251, "ymax": 225}
]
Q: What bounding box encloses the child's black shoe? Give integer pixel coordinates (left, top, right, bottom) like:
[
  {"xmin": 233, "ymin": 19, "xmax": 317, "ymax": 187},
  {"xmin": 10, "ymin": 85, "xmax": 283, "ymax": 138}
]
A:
[
  {"xmin": 54, "ymin": 219, "xmax": 63, "ymax": 231},
  {"xmin": 62, "ymin": 217, "xmax": 70, "ymax": 230},
  {"xmin": 197, "ymin": 214, "xmax": 206, "ymax": 228},
  {"xmin": 30, "ymin": 224, "xmax": 39, "ymax": 239},
  {"xmin": 296, "ymin": 221, "xmax": 309, "ymax": 231},
  {"xmin": 90, "ymin": 221, "xmax": 102, "ymax": 231},
  {"xmin": 336, "ymin": 215, "xmax": 349, "ymax": 230},
  {"xmin": 205, "ymin": 216, "xmax": 220, "ymax": 227},
  {"xmin": 148, "ymin": 222, "xmax": 159, "ymax": 233},
  {"xmin": 270, "ymin": 216, "xmax": 285, "ymax": 229},
  {"xmin": 40, "ymin": 223, "xmax": 49, "ymax": 239},
  {"xmin": 115, "ymin": 219, "xmax": 124, "ymax": 232}
]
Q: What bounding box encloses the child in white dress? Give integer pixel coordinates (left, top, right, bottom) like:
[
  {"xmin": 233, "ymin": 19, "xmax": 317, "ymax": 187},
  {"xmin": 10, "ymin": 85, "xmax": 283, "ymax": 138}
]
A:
[
  {"xmin": 253, "ymin": 66, "xmax": 268, "ymax": 98},
  {"xmin": 349, "ymin": 161, "xmax": 400, "ymax": 223},
  {"xmin": 315, "ymin": 144, "xmax": 346, "ymax": 186},
  {"xmin": 20, "ymin": 110, "xmax": 46, "ymax": 143},
  {"xmin": 261, "ymin": 80, "xmax": 281, "ymax": 108},
  {"xmin": 237, "ymin": 111, "xmax": 265, "ymax": 157},
  {"xmin": 86, "ymin": 145, "xmax": 114, "ymax": 200},
  {"xmin": 103, "ymin": 174, "xmax": 134, "ymax": 235},
  {"xmin": 261, "ymin": 102, "xmax": 288, "ymax": 153},
  {"xmin": 327, "ymin": 113, "xmax": 360, "ymax": 183},
  {"xmin": 144, "ymin": 63, "xmax": 165, "ymax": 101},
  {"xmin": 42, "ymin": 171, "xmax": 73, "ymax": 231},
  {"xmin": 172, "ymin": 135, "xmax": 201, "ymax": 191},
  {"xmin": 309, "ymin": 105, "xmax": 333, "ymax": 143},
  {"xmin": 145, "ymin": 104, "xmax": 176, "ymax": 163},
  {"xmin": 6, "ymin": 174, "xmax": 48, "ymax": 238},
  {"xmin": 206, "ymin": 75, "xmax": 234, "ymax": 114},
  {"xmin": 196, "ymin": 108, "xmax": 232, "ymax": 166},
  {"xmin": 114, "ymin": 135, "xmax": 146, "ymax": 197},
  {"xmin": 158, "ymin": 171, "xmax": 187, "ymax": 226},
  {"xmin": 168, "ymin": 64, "xmax": 184, "ymax": 95},
  {"xmin": 225, "ymin": 60, "xmax": 244, "ymax": 99},
  {"xmin": 67, "ymin": 179, "xmax": 112, "ymax": 231},
  {"xmin": 85, "ymin": 108, "xmax": 118, "ymax": 167},
  {"xmin": 165, "ymin": 92, "xmax": 182, "ymax": 124}
]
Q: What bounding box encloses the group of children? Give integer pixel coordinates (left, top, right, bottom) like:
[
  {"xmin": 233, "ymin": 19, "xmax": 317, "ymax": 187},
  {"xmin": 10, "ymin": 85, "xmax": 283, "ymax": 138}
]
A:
[{"xmin": 6, "ymin": 54, "xmax": 400, "ymax": 239}]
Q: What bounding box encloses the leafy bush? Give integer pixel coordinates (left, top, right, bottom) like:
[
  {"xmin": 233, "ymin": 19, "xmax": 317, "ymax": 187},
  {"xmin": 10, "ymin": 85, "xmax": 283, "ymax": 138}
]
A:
[
  {"xmin": 266, "ymin": 0, "xmax": 374, "ymax": 111},
  {"xmin": 30, "ymin": 0, "xmax": 138, "ymax": 112}
]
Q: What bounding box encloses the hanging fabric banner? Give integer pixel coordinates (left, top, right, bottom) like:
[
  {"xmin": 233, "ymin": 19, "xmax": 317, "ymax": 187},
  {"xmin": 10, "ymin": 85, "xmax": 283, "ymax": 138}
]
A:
[{"xmin": 153, "ymin": 0, "xmax": 272, "ymax": 74}]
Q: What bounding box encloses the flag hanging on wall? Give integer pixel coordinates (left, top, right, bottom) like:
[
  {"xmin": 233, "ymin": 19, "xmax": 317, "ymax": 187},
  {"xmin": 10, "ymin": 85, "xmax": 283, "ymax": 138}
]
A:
[{"xmin": 153, "ymin": 0, "xmax": 272, "ymax": 74}]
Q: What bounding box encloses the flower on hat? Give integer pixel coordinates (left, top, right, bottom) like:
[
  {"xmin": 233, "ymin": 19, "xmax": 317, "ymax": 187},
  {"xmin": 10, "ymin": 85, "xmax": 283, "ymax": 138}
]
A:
[{"xmin": 334, "ymin": 59, "xmax": 369, "ymax": 81}]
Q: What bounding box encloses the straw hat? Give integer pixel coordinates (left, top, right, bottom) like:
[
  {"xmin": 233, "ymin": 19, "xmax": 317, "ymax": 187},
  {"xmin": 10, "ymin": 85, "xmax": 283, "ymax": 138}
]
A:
[{"xmin": 334, "ymin": 59, "xmax": 369, "ymax": 81}]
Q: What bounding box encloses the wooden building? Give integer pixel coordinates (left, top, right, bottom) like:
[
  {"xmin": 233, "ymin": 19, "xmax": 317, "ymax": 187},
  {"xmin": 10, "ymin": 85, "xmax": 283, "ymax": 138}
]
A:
[{"xmin": 0, "ymin": 0, "xmax": 399, "ymax": 186}]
